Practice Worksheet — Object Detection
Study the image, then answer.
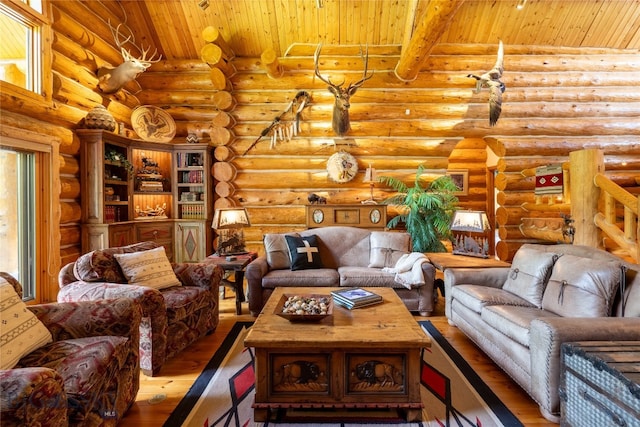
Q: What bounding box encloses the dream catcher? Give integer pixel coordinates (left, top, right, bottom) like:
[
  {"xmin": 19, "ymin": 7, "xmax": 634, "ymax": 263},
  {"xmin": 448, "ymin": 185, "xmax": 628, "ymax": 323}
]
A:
[{"xmin": 243, "ymin": 90, "xmax": 312, "ymax": 155}]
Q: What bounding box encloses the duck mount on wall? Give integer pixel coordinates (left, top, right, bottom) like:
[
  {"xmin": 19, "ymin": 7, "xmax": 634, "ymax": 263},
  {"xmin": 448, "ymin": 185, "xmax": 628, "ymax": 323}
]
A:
[
  {"xmin": 243, "ymin": 90, "xmax": 311, "ymax": 155},
  {"xmin": 467, "ymin": 40, "xmax": 505, "ymax": 126}
]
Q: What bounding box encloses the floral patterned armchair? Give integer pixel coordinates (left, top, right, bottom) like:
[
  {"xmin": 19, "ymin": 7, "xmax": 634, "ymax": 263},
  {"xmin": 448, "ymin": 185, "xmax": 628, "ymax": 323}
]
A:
[
  {"xmin": 57, "ymin": 242, "xmax": 223, "ymax": 376},
  {"xmin": 0, "ymin": 272, "xmax": 141, "ymax": 427}
]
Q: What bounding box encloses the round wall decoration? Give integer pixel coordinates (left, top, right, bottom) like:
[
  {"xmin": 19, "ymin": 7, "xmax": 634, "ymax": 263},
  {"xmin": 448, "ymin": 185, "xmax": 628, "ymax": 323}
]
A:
[
  {"xmin": 131, "ymin": 105, "xmax": 176, "ymax": 143},
  {"xmin": 326, "ymin": 152, "xmax": 358, "ymax": 183}
]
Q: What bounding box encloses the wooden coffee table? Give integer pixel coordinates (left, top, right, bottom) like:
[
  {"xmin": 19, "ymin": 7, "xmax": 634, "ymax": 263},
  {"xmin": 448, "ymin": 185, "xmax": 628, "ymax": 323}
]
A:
[{"xmin": 244, "ymin": 286, "xmax": 431, "ymax": 422}]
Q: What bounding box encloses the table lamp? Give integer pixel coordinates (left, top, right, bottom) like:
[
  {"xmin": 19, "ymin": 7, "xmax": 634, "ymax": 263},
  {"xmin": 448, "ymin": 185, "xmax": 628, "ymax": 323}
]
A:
[
  {"xmin": 212, "ymin": 207, "xmax": 251, "ymax": 255},
  {"xmin": 361, "ymin": 164, "xmax": 378, "ymax": 205},
  {"xmin": 450, "ymin": 210, "xmax": 490, "ymax": 258}
]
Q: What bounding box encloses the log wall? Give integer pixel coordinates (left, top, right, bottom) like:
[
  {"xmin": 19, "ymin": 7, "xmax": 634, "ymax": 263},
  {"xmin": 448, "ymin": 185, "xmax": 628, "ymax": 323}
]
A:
[{"xmin": 1, "ymin": 1, "xmax": 639, "ymax": 272}]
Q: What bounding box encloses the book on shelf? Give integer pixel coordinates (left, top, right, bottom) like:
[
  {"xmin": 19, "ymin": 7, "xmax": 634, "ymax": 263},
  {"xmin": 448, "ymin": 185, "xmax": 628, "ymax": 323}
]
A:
[{"xmin": 330, "ymin": 287, "xmax": 383, "ymax": 309}]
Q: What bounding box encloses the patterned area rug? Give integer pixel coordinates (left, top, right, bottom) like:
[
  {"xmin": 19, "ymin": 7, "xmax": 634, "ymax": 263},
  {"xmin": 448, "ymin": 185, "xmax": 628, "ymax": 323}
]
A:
[{"xmin": 164, "ymin": 321, "xmax": 523, "ymax": 427}]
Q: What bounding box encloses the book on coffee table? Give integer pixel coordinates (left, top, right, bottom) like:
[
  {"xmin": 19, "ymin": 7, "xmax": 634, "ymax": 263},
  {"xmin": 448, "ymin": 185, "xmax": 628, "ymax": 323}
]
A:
[{"xmin": 331, "ymin": 287, "xmax": 383, "ymax": 309}]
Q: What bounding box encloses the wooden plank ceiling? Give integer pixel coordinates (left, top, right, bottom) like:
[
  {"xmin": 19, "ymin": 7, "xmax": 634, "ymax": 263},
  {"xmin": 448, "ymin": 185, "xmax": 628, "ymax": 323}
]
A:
[{"xmin": 116, "ymin": 0, "xmax": 640, "ymax": 60}]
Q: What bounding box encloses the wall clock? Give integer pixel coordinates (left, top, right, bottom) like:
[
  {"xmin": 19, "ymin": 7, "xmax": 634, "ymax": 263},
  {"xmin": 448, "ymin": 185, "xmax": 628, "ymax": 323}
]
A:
[{"xmin": 327, "ymin": 152, "xmax": 358, "ymax": 183}]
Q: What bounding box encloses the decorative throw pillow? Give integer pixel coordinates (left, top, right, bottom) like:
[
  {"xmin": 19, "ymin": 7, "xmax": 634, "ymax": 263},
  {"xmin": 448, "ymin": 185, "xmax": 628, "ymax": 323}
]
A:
[
  {"xmin": 285, "ymin": 235, "xmax": 323, "ymax": 271},
  {"xmin": 113, "ymin": 246, "xmax": 181, "ymax": 290},
  {"xmin": 74, "ymin": 241, "xmax": 158, "ymax": 283},
  {"xmin": 502, "ymin": 246, "xmax": 559, "ymax": 307},
  {"xmin": 264, "ymin": 233, "xmax": 299, "ymax": 270},
  {"xmin": 541, "ymin": 254, "xmax": 622, "ymax": 317},
  {"xmin": 368, "ymin": 232, "xmax": 410, "ymax": 268},
  {"xmin": 0, "ymin": 278, "xmax": 53, "ymax": 369}
]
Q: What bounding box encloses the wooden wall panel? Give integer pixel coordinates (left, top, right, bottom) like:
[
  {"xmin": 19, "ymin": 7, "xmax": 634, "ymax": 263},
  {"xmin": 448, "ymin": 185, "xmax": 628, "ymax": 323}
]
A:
[{"xmin": 2, "ymin": 0, "xmax": 640, "ymax": 272}]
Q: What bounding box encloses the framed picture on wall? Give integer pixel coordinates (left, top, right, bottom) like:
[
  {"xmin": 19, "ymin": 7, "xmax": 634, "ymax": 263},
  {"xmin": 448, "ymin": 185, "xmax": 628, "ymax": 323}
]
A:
[{"xmin": 446, "ymin": 170, "xmax": 468, "ymax": 195}]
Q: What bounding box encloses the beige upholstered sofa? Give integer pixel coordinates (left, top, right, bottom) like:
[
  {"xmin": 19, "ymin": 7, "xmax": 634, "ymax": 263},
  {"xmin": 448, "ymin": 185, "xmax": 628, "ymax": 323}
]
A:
[
  {"xmin": 246, "ymin": 226, "xmax": 437, "ymax": 316},
  {"xmin": 445, "ymin": 243, "xmax": 640, "ymax": 422}
]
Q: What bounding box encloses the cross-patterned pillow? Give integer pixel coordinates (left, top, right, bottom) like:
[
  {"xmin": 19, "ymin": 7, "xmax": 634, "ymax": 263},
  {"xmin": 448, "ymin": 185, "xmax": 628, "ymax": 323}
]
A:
[{"xmin": 285, "ymin": 235, "xmax": 324, "ymax": 271}]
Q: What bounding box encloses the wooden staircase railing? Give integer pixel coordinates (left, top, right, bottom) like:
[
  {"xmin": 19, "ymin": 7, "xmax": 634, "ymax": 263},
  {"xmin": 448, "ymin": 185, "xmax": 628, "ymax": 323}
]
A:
[{"xmin": 594, "ymin": 173, "xmax": 639, "ymax": 263}]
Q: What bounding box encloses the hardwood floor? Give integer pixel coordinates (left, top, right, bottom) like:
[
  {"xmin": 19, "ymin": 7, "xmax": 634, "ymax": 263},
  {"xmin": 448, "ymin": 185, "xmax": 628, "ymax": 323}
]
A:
[{"xmin": 120, "ymin": 291, "xmax": 557, "ymax": 426}]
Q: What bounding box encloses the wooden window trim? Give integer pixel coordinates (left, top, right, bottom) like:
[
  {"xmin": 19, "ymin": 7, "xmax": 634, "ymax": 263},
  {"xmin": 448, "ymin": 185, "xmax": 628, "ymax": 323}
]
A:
[{"xmin": 0, "ymin": 124, "xmax": 60, "ymax": 303}]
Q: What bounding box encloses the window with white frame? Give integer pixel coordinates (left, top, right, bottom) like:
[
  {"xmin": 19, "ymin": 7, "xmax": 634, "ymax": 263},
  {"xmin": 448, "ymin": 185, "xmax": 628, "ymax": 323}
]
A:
[{"xmin": 0, "ymin": 0, "xmax": 46, "ymax": 94}]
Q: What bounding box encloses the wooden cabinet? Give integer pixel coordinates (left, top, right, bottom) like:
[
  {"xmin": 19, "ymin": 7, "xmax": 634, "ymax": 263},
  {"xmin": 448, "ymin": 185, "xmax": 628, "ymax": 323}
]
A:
[
  {"xmin": 306, "ymin": 204, "xmax": 387, "ymax": 230},
  {"xmin": 136, "ymin": 221, "xmax": 174, "ymax": 260},
  {"xmin": 78, "ymin": 130, "xmax": 213, "ymax": 262},
  {"xmin": 175, "ymin": 221, "xmax": 206, "ymax": 263}
]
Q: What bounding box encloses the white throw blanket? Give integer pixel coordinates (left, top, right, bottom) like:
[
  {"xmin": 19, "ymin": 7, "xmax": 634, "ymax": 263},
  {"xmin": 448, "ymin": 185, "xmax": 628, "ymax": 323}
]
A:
[{"xmin": 382, "ymin": 252, "xmax": 430, "ymax": 289}]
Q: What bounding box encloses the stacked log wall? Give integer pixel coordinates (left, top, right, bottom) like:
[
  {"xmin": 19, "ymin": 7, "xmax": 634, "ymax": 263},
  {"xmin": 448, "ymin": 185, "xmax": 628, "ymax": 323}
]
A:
[{"xmin": 1, "ymin": 0, "xmax": 639, "ymax": 267}]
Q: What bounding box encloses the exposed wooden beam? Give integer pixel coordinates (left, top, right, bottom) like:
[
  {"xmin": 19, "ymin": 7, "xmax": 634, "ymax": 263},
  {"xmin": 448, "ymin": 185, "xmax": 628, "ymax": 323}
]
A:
[{"xmin": 395, "ymin": 0, "xmax": 465, "ymax": 81}]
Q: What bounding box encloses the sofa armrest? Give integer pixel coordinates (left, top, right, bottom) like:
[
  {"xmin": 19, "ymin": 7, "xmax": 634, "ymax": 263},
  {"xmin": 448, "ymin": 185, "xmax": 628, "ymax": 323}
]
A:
[
  {"xmin": 0, "ymin": 367, "xmax": 69, "ymax": 426},
  {"xmin": 421, "ymin": 262, "xmax": 436, "ymax": 287},
  {"xmin": 444, "ymin": 267, "xmax": 510, "ymax": 319},
  {"xmin": 173, "ymin": 262, "xmax": 224, "ymax": 289},
  {"xmin": 58, "ymin": 262, "xmax": 76, "ymax": 288},
  {"xmin": 246, "ymin": 256, "xmax": 270, "ymax": 315},
  {"xmin": 29, "ymin": 298, "xmax": 142, "ymax": 342},
  {"xmin": 529, "ymin": 317, "xmax": 640, "ymax": 413}
]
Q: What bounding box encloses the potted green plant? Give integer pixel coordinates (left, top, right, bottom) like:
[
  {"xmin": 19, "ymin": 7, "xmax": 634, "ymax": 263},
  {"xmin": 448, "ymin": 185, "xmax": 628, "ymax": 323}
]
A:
[{"xmin": 380, "ymin": 165, "xmax": 460, "ymax": 252}]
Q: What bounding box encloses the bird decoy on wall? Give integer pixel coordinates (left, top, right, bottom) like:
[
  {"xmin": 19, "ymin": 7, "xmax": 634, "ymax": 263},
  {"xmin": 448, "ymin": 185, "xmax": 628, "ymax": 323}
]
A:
[{"xmin": 467, "ymin": 40, "xmax": 505, "ymax": 126}]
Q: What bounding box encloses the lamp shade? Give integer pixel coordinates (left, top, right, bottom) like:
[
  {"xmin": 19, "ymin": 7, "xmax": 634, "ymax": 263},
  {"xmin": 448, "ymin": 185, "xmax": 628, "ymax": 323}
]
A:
[
  {"xmin": 363, "ymin": 165, "xmax": 377, "ymax": 183},
  {"xmin": 212, "ymin": 208, "xmax": 251, "ymax": 229},
  {"xmin": 450, "ymin": 210, "xmax": 490, "ymax": 233}
]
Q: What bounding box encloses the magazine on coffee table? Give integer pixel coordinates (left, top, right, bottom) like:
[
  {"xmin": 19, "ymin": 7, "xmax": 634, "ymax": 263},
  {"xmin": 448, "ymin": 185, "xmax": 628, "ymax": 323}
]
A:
[{"xmin": 331, "ymin": 287, "xmax": 382, "ymax": 309}]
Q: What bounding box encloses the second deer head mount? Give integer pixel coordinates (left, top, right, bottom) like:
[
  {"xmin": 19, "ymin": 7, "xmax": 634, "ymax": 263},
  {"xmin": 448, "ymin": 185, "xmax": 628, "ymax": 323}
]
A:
[
  {"xmin": 97, "ymin": 20, "xmax": 162, "ymax": 94},
  {"xmin": 314, "ymin": 44, "xmax": 373, "ymax": 136}
]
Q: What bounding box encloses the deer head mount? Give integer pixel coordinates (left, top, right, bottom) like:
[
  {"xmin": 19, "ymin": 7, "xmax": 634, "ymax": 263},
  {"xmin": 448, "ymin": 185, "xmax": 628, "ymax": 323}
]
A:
[
  {"xmin": 97, "ymin": 21, "xmax": 162, "ymax": 94},
  {"xmin": 314, "ymin": 44, "xmax": 373, "ymax": 136}
]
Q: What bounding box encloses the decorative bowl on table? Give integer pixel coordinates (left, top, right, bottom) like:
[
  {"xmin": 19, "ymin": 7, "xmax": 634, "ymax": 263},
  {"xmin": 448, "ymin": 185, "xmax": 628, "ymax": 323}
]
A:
[{"xmin": 274, "ymin": 294, "xmax": 333, "ymax": 322}]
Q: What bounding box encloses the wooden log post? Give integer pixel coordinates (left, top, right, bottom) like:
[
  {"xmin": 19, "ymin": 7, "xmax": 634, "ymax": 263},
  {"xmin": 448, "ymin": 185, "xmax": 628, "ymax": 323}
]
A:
[
  {"xmin": 394, "ymin": 0, "xmax": 465, "ymax": 81},
  {"xmin": 202, "ymin": 26, "xmax": 234, "ymax": 59},
  {"xmin": 570, "ymin": 149, "xmax": 604, "ymax": 247},
  {"xmin": 201, "ymin": 43, "xmax": 236, "ymax": 77},
  {"xmin": 261, "ymin": 48, "xmax": 283, "ymax": 79}
]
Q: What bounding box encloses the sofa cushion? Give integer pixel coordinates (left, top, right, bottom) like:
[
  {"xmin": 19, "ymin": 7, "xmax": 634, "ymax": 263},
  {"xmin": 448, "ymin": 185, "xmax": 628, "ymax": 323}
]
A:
[
  {"xmin": 16, "ymin": 335, "xmax": 129, "ymax": 397},
  {"xmin": 502, "ymin": 246, "xmax": 558, "ymax": 308},
  {"xmin": 368, "ymin": 232, "xmax": 410, "ymax": 268},
  {"xmin": 285, "ymin": 235, "xmax": 323, "ymax": 270},
  {"xmin": 162, "ymin": 285, "xmax": 211, "ymax": 322},
  {"xmin": 541, "ymin": 254, "xmax": 622, "ymax": 317},
  {"xmin": 73, "ymin": 241, "xmax": 158, "ymax": 283},
  {"xmin": 481, "ymin": 305, "xmax": 559, "ymax": 348},
  {"xmin": 451, "ymin": 285, "xmax": 535, "ymax": 315},
  {"xmin": 0, "ymin": 279, "xmax": 53, "ymax": 369},
  {"xmin": 114, "ymin": 246, "xmax": 182, "ymax": 290},
  {"xmin": 618, "ymin": 267, "xmax": 640, "ymax": 317},
  {"xmin": 262, "ymin": 269, "xmax": 339, "ymax": 289},
  {"xmin": 338, "ymin": 266, "xmax": 398, "ymax": 288},
  {"xmin": 264, "ymin": 233, "xmax": 299, "ymax": 270}
]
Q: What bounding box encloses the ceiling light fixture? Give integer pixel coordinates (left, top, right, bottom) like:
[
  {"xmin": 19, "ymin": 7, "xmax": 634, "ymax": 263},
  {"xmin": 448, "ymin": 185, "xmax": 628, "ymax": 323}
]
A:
[{"xmin": 516, "ymin": 0, "xmax": 527, "ymax": 10}]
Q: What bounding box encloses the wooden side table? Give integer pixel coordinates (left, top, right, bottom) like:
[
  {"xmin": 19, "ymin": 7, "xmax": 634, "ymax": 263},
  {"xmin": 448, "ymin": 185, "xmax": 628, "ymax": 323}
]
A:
[
  {"xmin": 425, "ymin": 252, "xmax": 511, "ymax": 272},
  {"xmin": 425, "ymin": 252, "xmax": 510, "ymax": 297},
  {"xmin": 206, "ymin": 252, "xmax": 257, "ymax": 314}
]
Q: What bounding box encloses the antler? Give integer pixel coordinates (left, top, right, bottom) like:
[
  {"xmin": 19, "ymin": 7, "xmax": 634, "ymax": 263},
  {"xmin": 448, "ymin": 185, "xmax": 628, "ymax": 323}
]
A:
[
  {"xmin": 347, "ymin": 45, "xmax": 373, "ymax": 92},
  {"xmin": 314, "ymin": 44, "xmax": 344, "ymax": 88},
  {"xmin": 108, "ymin": 20, "xmax": 162, "ymax": 68}
]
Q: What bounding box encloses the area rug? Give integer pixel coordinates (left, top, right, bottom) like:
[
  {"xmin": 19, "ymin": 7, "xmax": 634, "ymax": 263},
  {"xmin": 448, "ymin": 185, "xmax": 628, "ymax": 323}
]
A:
[{"xmin": 164, "ymin": 321, "xmax": 523, "ymax": 427}]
